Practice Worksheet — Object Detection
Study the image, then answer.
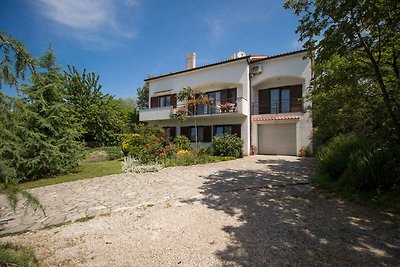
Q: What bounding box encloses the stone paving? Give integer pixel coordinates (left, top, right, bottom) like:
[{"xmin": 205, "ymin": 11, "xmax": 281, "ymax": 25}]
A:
[{"xmin": 0, "ymin": 156, "xmax": 311, "ymax": 234}]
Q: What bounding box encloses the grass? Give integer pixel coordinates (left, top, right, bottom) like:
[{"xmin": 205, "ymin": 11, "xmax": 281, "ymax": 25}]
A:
[
  {"xmin": 20, "ymin": 160, "xmax": 122, "ymax": 190},
  {"xmin": 0, "ymin": 243, "xmax": 39, "ymax": 267}
]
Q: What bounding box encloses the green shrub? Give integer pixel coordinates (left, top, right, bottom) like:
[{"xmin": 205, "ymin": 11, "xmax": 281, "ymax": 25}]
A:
[
  {"xmin": 120, "ymin": 125, "xmax": 171, "ymax": 164},
  {"xmin": 316, "ymin": 134, "xmax": 364, "ymax": 180},
  {"xmin": 211, "ymin": 134, "xmax": 243, "ymax": 158},
  {"xmin": 349, "ymin": 145, "xmax": 400, "ymax": 190},
  {"xmin": 173, "ymin": 135, "xmax": 190, "ymax": 151},
  {"xmin": 0, "ymin": 243, "xmax": 39, "ymax": 267}
]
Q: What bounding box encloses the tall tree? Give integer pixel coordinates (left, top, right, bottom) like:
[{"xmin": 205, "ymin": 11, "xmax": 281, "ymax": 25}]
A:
[
  {"xmin": 63, "ymin": 66, "xmax": 123, "ymax": 146},
  {"xmin": 1, "ymin": 47, "xmax": 82, "ymax": 181},
  {"xmin": 136, "ymin": 81, "xmax": 149, "ymax": 109},
  {"xmin": 285, "ymin": 0, "xmax": 400, "ymax": 143}
]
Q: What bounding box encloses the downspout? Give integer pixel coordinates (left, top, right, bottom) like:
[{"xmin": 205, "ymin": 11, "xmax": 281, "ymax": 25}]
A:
[{"xmin": 246, "ymin": 57, "xmax": 253, "ymax": 155}]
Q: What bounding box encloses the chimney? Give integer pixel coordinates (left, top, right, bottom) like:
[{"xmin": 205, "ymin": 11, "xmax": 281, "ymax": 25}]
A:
[
  {"xmin": 186, "ymin": 52, "xmax": 196, "ymax": 69},
  {"xmin": 230, "ymin": 53, "xmax": 236, "ymax": 60}
]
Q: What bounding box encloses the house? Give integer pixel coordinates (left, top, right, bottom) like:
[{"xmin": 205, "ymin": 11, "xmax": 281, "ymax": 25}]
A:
[{"xmin": 139, "ymin": 50, "xmax": 313, "ymax": 156}]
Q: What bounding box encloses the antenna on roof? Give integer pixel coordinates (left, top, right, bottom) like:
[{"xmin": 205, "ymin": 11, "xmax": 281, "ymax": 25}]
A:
[{"xmin": 237, "ymin": 51, "xmax": 246, "ymax": 58}]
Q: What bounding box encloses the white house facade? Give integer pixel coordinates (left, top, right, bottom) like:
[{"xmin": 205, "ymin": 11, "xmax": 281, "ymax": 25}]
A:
[{"xmin": 139, "ymin": 50, "xmax": 313, "ymax": 156}]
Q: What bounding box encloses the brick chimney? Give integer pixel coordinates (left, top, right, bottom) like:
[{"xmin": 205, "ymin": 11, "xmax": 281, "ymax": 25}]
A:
[{"xmin": 186, "ymin": 52, "xmax": 196, "ymax": 69}]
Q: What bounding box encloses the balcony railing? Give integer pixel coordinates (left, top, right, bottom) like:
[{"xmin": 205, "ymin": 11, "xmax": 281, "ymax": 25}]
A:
[
  {"xmin": 172, "ymin": 97, "xmax": 243, "ymax": 116},
  {"xmin": 251, "ymin": 99, "xmax": 303, "ymax": 115}
]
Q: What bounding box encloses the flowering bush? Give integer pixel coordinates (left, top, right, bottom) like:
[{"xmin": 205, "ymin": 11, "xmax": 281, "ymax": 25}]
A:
[
  {"xmin": 176, "ymin": 149, "xmax": 190, "ymax": 157},
  {"xmin": 121, "ymin": 156, "xmax": 162, "ymax": 173},
  {"xmin": 120, "ymin": 125, "xmax": 172, "ymax": 164}
]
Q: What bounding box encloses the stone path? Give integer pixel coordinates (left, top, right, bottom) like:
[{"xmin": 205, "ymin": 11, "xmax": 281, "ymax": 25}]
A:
[
  {"xmin": 1, "ymin": 156, "xmax": 399, "ymax": 266},
  {"xmin": 1, "ymin": 156, "xmax": 309, "ymax": 234}
]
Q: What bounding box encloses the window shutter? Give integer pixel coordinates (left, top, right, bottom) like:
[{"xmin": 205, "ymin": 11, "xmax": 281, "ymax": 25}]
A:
[
  {"xmin": 203, "ymin": 126, "xmax": 212, "ymax": 142},
  {"xmin": 180, "ymin": 127, "xmax": 190, "ymax": 138},
  {"xmin": 171, "ymin": 94, "xmax": 177, "ymax": 108},
  {"xmin": 232, "ymin": 124, "xmax": 241, "ymax": 138},
  {"xmin": 258, "ymin": 89, "xmax": 270, "ymax": 114},
  {"xmin": 150, "ymin": 97, "xmax": 158, "ymax": 108},
  {"xmin": 290, "ymin": 85, "xmax": 302, "ymax": 112}
]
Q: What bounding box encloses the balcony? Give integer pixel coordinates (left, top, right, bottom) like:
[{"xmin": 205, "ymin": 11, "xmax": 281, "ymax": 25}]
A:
[
  {"xmin": 251, "ymin": 99, "xmax": 303, "ymax": 115},
  {"xmin": 173, "ymin": 97, "xmax": 246, "ymax": 118},
  {"xmin": 140, "ymin": 97, "xmax": 246, "ymax": 122}
]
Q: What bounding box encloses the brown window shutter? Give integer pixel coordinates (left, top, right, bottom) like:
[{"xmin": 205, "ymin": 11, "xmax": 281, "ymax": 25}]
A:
[
  {"xmin": 180, "ymin": 127, "xmax": 190, "ymax": 138},
  {"xmin": 290, "ymin": 85, "xmax": 303, "ymax": 112},
  {"xmin": 171, "ymin": 94, "xmax": 177, "ymax": 108},
  {"xmin": 150, "ymin": 97, "xmax": 158, "ymax": 108},
  {"xmin": 258, "ymin": 89, "xmax": 270, "ymax": 114},
  {"xmin": 232, "ymin": 124, "xmax": 241, "ymax": 138},
  {"xmin": 203, "ymin": 126, "xmax": 212, "ymax": 142}
]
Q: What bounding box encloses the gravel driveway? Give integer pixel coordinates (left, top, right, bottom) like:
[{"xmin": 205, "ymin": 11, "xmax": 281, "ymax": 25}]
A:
[{"xmin": 1, "ymin": 156, "xmax": 399, "ymax": 266}]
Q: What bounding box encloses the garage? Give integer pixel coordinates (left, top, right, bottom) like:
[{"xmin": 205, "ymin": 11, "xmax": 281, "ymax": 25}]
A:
[{"xmin": 258, "ymin": 123, "xmax": 297, "ymax": 155}]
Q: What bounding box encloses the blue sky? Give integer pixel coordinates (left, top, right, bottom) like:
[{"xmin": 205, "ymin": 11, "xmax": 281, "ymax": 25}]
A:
[{"xmin": 0, "ymin": 0, "xmax": 303, "ymax": 99}]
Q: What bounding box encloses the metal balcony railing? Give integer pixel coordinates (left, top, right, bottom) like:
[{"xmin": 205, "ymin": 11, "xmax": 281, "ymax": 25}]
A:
[
  {"xmin": 172, "ymin": 97, "xmax": 243, "ymax": 116},
  {"xmin": 251, "ymin": 99, "xmax": 303, "ymax": 115}
]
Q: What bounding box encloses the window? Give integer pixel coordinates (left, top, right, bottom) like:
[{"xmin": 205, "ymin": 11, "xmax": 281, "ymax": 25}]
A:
[
  {"xmin": 214, "ymin": 125, "xmax": 232, "ymax": 136},
  {"xmin": 159, "ymin": 95, "xmax": 171, "ymax": 107},
  {"xmin": 269, "ymin": 87, "xmax": 291, "ymax": 113},
  {"xmin": 190, "ymin": 127, "xmax": 196, "ymax": 142}
]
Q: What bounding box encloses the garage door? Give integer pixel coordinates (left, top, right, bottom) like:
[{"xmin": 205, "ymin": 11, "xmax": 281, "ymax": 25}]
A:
[{"xmin": 258, "ymin": 124, "xmax": 296, "ymax": 155}]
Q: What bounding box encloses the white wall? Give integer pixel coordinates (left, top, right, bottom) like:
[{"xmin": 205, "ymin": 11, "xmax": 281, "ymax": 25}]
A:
[{"xmin": 250, "ymin": 53, "xmax": 313, "ymax": 155}]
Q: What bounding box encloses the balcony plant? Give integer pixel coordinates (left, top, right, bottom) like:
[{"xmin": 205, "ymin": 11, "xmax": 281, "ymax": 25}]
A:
[
  {"xmin": 219, "ymin": 101, "xmax": 236, "ymax": 113},
  {"xmin": 170, "ymin": 87, "xmax": 213, "ymax": 147}
]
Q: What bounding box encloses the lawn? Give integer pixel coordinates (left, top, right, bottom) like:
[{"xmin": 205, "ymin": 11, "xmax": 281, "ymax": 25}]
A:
[{"xmin": 20, "ymin": 160, "xmax": 122, "ymax": 190}]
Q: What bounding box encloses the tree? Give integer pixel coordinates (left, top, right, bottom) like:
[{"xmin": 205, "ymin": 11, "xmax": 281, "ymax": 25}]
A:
[
  {"xmin": 136, "ymin": 81, "xmax": 149, "ymax": 109},
  {"xmin": 284, "ymin": 0, "xmax": 400, "ymax": 143},
  {"xmin": 0, "ymin": 32, "xmax": 35, "ymax": 87},
  {"xmin": 171, "ymin": 87, "xmax": 212, "ymax": 147},
  {"xmin": 63, "ymin": 66, "xmax": 123, "ymax": 146},
  {"xmin": 1, "ymin": 48, "xmax": 83, "ymax": 181}
]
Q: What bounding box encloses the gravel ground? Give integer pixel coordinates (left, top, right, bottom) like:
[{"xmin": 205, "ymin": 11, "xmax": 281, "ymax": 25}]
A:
[{"xmin": 1, "ymin": 155, "xmax": 399, "ymax": 266}]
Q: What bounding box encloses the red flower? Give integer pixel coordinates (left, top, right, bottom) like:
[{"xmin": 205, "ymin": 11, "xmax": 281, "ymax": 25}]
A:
[
  {"xmin": 159, "ymin": 149, "xmax": 164, "ymax": 154},
  {"xmin": 145, "ymin": 144, "xmax": 150, "ymax": 148}
]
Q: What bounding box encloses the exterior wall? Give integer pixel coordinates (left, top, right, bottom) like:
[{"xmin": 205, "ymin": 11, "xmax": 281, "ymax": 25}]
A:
[
  {"xmin": 145, "ymin": 59, "xmax": 251, "ymax": 155},
  {"xmin": 148, "ymin": 116, "xmax": 249, "ymax": 155},
  {"xmin": 141, "ymin": 52, "xmax": 313, "ymax": 157},
  {"xmin": 250, "ymin": 53, "xmax": 313, "ymax": 155}
]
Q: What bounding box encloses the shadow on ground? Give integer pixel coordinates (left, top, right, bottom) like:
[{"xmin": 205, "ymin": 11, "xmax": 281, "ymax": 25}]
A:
[{"xmin": 183, "ymin": 157, "xmax": 400, "ymax": 266}]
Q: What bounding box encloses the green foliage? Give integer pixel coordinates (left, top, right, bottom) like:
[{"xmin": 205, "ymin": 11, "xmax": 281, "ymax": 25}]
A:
[
  {"xmin": 173, "ymin": 135, "xmax": 190, "ymax": 151},
  {"xmin": 0, "ymin": 31, "xmax": 35, "ymax": 87},
  {"xmin": 211, "ymin": 134, "xmax": 243, "ymax": 158},
  {"xmin": 1, "ymin": 49, "xmax": 83, "ymax": 182},
  {"xmin": 163, "ymin": 151, "xmax": 235, "ymax": 167},
  {"xmin": 285, "ymin": 0, "xmax": 400, "ymax": 143},
  {"xmin": 316, "ymin": 134, "xmax": 365, "ymax": 180},
  {"xmin": 121, "ymin": 125, "xmax": 171, "ymax": 164},
  {"xmin": 348, "ymin": 145, "xmax": 400, "ymax": 190},
  {"xmin": 136, "ymin": 81, "xmax": 149, "ymax": 109},
  {"xmin": 0, "ymin": 243, "xmax": 39, "ymax": 267},
  {"xmin": 64, "ymin": 66, "xmax": 133, "ymax": 146}
]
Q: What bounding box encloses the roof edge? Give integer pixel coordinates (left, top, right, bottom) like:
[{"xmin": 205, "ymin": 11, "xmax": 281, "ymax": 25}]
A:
[{"xmin": 145, "ymin": 49, "xmax": 307, "ymax": 82}]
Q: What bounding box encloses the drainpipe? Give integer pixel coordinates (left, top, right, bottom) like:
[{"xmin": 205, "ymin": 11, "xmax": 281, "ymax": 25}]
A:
[{"xmin": 246, "ymin": 57, "xmax": 253, "ymax": 155}]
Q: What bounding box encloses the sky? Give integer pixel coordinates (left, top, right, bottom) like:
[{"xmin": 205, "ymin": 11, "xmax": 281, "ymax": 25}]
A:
[{"xmin": 0, "ymin": 0, "xmax": 303, "ymax": 99}]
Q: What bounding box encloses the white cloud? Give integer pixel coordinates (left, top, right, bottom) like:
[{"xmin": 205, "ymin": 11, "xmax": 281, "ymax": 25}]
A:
[
  {"xmin": 291, "ymin": 39, "xmax": 304, "ymax": 49},
  {"xmin": 35, "ymin": 0, "xmax": 138, "ymax": 46},
  {"xmin": 206, "ymin": 17, "xmax": 224, "ymax": 40}
]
